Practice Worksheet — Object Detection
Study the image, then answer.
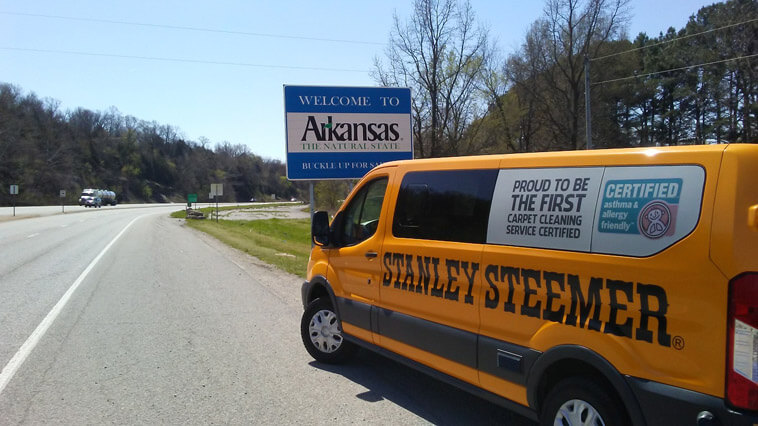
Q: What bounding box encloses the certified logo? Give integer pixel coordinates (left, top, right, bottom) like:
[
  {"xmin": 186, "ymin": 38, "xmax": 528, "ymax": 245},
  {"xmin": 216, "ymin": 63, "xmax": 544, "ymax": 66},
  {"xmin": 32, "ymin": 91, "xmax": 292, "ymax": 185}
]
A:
[{"xmin": 638, "ymin": 201, "xmax": 671, "ymax": 239}]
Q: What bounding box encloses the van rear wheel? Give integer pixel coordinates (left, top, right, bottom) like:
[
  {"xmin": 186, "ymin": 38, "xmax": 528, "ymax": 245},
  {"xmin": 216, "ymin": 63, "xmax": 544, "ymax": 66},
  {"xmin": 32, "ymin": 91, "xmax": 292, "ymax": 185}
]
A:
[
  {"xmin": 300, "ymin": 298, "xmax": 356, "ymax": 364},
  {"xmin": 540, "ymin": 377, "xmax": 627, "ymax": 426}
]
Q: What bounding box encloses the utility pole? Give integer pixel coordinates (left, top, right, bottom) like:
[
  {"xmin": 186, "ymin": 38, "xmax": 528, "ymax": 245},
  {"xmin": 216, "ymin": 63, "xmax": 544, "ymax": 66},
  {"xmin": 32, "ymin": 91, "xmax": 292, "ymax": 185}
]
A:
[{"xmin": 584, "ymin": 55, "xmax": 593, "ymax": 150}]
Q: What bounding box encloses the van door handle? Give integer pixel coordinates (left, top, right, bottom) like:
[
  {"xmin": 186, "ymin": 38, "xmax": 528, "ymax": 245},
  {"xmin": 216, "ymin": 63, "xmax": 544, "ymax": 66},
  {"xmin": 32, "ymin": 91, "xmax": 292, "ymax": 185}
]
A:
[{"xmin": 365, "ymin": 251, "xmax": 378, "ymax": 259}]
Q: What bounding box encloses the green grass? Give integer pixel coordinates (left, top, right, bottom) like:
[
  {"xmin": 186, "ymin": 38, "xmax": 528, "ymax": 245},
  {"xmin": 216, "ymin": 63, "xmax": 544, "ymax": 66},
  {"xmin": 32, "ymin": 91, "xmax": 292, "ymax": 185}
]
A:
[{"xmin": 173, "ymin": 208, "xmax": 312, "ymax": 278}]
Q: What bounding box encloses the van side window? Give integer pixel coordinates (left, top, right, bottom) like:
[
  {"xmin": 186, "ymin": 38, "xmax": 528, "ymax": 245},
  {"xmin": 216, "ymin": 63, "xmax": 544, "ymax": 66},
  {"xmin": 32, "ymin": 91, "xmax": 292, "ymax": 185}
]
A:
[
  {"xmin": 339, "ymin": 177, "xmax": 388, "ymax": 246},
  {"xmin": 392, "ymin": 170, "xmax": 497, "ymax": 243}
]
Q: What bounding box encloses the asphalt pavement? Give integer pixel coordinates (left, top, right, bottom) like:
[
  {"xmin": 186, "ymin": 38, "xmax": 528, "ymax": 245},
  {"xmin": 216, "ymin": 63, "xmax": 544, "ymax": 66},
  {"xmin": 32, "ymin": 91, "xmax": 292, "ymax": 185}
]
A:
[{"xmin": 0, "ymin": 206, "xmax": 534, "ymax": 424}]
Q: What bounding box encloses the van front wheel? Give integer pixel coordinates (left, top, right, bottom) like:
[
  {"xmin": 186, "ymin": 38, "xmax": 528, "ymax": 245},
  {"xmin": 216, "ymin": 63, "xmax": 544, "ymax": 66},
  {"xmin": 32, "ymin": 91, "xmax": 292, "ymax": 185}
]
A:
[
  {"xmin": 540, "ymin": 377, "xmax": 627, "ymax": 426},
  {"xmin": 300, "ymin": 298, "xmax": 356, "ymax": 364}
]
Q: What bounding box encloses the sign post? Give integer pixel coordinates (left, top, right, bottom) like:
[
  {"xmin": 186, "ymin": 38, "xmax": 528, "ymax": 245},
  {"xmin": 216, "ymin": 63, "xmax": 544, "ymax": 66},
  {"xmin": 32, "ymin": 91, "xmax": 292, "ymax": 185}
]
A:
[
  {"xmin": 210, "ymin": 184, "xmax": 223, "ymax": 223},
  {"xmin": 60, "ymin": 189, "xmax": 66, "ymax": 213},
  {"xmin": 9, "ymin": 185, "xmax": 18, "ymax": 217}
]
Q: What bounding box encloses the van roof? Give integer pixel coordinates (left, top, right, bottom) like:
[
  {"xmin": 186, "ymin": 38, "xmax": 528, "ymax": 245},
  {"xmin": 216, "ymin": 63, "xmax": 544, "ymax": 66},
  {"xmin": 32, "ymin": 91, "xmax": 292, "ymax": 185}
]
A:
[{"xmin": 378, "ymin": 144, "xmax": 732, "ymax": 169}]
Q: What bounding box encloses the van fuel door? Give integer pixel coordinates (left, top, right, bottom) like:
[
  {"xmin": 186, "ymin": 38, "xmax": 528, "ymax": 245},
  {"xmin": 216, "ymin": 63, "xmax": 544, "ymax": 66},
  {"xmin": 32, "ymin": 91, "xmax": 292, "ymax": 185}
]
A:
[{"xmin": 748, "ymin": 204, "xmax": 758, "ymax": 232}]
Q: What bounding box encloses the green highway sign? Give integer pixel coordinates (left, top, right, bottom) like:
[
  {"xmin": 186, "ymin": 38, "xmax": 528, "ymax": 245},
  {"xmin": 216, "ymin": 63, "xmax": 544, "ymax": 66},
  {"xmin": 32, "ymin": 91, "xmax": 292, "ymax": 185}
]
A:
[{"xmin": 188, "ymin": 193, "xmax": 198, "ymax": 203}]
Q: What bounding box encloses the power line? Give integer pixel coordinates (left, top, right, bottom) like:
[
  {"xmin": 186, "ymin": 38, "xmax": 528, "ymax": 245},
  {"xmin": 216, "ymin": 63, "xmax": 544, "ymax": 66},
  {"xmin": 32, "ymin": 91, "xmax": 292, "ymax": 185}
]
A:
[
  {"xmin": 0, "ymin": 11, "xmax": 386, "ymax": 47},
  {"xmin": 591, "ymin": 53, "xmax": 758, "ymax": 86},
  {"xmin": 0, "ymin": 46, "xmax": 371, "ymax": 73},
  {"xmin": 592, "ymin": 17, "xmax": 758, "ymax": 62}
]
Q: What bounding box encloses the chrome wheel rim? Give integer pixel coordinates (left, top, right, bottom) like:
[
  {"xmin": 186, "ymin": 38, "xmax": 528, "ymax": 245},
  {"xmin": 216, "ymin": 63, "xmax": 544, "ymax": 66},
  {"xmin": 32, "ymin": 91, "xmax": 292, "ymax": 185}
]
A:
[
  {"xmin": 554, "ymin": 399, "xmax": 605, "ymax": 426},
  {"xmin": 308, "ymin": 309, "xmax": 343, "ymax": 353}
]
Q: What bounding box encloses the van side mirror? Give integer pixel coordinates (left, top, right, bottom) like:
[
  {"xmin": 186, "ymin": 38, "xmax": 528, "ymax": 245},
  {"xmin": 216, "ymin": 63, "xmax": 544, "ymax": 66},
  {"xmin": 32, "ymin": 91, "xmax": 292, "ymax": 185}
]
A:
[{"xmin": 312, "ymin": 211, "xmax": 331, "ymax": 246}]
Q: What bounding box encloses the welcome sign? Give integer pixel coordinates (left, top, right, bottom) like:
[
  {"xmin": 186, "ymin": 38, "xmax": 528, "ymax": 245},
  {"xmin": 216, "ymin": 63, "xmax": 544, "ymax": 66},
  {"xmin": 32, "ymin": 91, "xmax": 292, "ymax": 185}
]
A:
[{"xmin": 284, "ymin": 85, "xmax": 413, "ymax": 180}]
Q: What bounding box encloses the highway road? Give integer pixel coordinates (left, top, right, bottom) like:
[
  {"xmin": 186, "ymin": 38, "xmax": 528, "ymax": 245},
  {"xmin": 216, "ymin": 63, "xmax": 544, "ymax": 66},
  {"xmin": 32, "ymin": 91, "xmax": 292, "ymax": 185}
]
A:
[{"xmin": 0, "ymin": 205, "xmax": 533, "ymax": 424}]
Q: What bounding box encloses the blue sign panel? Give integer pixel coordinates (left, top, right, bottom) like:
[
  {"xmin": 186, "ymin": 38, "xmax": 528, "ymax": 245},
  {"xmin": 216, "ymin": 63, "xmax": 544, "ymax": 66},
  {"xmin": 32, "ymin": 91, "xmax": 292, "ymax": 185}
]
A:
[{"xmin": 284, "ymin": 85, "xmax": 413, "ymax": 180}]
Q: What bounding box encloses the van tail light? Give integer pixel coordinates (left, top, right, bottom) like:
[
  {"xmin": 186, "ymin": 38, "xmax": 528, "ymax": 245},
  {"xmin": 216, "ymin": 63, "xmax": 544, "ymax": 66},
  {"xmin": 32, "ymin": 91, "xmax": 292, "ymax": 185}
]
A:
[{"xmin": 726, "ymin": 273, "xmax": 758, "ymax": 411}]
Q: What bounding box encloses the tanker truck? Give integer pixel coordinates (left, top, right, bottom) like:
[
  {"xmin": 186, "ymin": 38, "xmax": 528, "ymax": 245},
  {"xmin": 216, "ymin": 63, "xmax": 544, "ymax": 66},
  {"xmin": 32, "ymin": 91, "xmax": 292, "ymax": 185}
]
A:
[{"xmin": 78, "ymin": 188, "xmax": 117, "ymax": 207}]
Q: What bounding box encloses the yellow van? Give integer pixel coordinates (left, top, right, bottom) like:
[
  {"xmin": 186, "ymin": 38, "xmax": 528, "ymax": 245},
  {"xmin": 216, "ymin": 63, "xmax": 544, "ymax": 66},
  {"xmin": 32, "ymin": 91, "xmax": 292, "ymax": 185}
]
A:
[{"xmin": 300, "ymin": 144, "xmax": 758, "ymax": 425}]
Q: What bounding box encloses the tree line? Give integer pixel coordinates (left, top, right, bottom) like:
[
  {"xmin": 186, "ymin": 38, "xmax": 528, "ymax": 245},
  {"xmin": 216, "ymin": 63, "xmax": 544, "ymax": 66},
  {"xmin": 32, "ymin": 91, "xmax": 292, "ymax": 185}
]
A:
[
  {"xmin": 0, "ymin": 84, "xmax": 306, "ymax": 206},
  {"xmin": 375, "ymin": 0, "xmax": 756, "ymax": 157},
  {"xmin": 2, "ymin": 0, "xmax": 754, "ymax": 207}
]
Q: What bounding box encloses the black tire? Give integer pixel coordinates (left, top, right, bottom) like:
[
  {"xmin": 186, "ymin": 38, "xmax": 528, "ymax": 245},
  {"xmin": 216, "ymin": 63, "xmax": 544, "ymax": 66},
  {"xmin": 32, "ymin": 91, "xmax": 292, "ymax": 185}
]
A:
[
  {"xmin": 540, "ymin": 377, "xmax": 627, "ymax": 426},
  {"xmin": 300, "ymin": 298, "xmax": 357, "ymax": 364}
]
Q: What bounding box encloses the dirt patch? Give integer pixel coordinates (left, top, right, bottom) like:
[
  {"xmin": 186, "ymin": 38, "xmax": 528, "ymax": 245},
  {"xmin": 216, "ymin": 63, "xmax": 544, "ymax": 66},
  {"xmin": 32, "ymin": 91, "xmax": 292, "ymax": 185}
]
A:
[{"xmin": 218, "ymin": 204, "xmax": 310, "ymax": 221}]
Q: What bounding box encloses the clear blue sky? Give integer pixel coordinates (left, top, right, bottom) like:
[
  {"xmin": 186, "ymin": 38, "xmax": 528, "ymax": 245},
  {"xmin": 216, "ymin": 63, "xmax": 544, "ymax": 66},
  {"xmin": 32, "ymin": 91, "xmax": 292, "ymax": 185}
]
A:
[{"xmin": 1, "ymin": 0, "xmax": 717, "ymax": 161}]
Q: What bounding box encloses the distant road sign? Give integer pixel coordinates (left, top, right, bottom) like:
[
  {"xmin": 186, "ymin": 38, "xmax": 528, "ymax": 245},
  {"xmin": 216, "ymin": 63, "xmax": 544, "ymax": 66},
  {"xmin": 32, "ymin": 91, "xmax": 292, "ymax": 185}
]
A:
[
  {"xmin": 60, "ymin": 190, "xmax": 66, "ymax": 198},
  {"xmin": 210, "ymin": 184, "xmax": 223, "ymax": 197},
  {"xmin": 10, "ymin": 185, "xmax": 18, "ymax": 195},
  {"xmin": 284, "ymin": 85, "xmax": 413, "ymax": 180},
  {"xmin": 188, "ymin": 193, "xmax": 198, "ymax": 203}
]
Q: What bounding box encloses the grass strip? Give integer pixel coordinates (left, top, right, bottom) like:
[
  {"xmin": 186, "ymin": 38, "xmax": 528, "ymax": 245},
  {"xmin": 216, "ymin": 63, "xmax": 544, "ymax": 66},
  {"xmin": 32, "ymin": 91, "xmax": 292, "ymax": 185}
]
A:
[{"xmin": 175, "ymin": 212, "xmax": 312, "ymax": 278}]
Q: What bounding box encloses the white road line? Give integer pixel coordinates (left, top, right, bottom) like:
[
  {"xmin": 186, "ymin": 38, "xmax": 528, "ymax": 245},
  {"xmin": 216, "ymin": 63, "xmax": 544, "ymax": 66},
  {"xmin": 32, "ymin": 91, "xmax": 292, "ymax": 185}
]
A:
[
  {"xmin": 26, "ymin": 233, "xmax": 39, "ymax": 239},
  {"xmin": 0, "ymin": 215, "xmax": 146, "ymax": 395}
]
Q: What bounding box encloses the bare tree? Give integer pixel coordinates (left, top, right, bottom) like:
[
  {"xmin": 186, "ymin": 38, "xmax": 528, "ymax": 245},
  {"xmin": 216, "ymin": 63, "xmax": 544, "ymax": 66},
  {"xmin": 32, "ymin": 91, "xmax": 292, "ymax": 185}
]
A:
[
  {"xmin": 373, "ymin": 0, "xmax": 492, "ymax": 157},
  {"xmin": 515, "ymin": 0, "xmax": 629, "ymax": 150},
  {"xmin": 505, "ymin": 20, "xmax": 553, "ymax": 152},
  {"xmin": 479, "ymin": 54, "xmax": 512, "ymax": 149}
]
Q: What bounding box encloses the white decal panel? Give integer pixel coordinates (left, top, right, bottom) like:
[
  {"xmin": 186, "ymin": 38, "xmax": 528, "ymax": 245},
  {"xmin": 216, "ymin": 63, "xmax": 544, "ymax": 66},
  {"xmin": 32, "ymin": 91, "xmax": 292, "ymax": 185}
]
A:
[{"xmin": 487, "ymin": 165, "xmax": 705, "ymax": 257}]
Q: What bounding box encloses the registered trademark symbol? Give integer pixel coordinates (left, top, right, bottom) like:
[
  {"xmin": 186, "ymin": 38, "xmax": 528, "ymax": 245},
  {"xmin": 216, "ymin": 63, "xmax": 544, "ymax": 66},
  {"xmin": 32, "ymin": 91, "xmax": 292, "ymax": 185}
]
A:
[{"xmin": 672, "ymin": 336, "xmax": 685, "ymax": 350}]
